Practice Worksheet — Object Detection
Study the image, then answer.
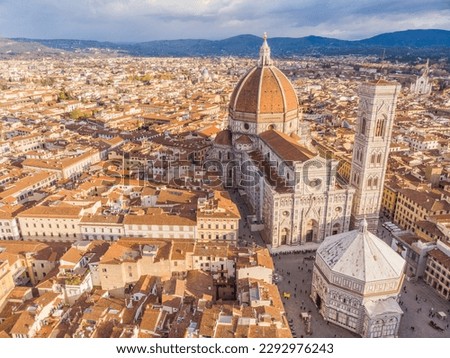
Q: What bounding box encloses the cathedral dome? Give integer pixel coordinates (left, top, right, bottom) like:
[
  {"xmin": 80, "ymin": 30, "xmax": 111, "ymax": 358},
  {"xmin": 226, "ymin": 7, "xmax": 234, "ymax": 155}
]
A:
[
  {"xmin": 229, "ymin": 34, "xmax": 298, "ymax": 123},
  {"xmin": 229, "ymin": 66, "xmax": 298, "ymax": 115}
]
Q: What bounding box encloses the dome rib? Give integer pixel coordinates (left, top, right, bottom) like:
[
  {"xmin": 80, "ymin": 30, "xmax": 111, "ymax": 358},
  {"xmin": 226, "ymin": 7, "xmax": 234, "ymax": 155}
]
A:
[
  {"xmin": 318, "ymin": 228, "xmax": 405, "ymax": 283},
  {"xmin": 270, "ymin": 67, "xmax": 288, "ymax": 118},
  {"xmin": 256, "ymin": 66, "xmax": 264, "ymax": 114},
  {"xmin": 230, "ymin": 65, "xmax": 298, "ymax": 116},
  {"xmin": 230, "ymin": 66, "xmax": 258, "ymax": 112},
  {"xmin": 233, "ymin": 67, "xmax": 261, "ymax": 114},
  {"xmin": 272, "ymin": 67, "xmax": 298, "ymax": 112}
]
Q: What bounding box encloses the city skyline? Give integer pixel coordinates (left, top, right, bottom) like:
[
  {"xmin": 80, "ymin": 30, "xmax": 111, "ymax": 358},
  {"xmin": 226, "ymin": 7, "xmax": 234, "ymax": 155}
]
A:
[
  {"xmin": 0, "ymin": 7, "xmax": 449, "ymax": 341},
  {"xmin": 0, "ymin": 0, "xmax": 449, "ymax": 42}
]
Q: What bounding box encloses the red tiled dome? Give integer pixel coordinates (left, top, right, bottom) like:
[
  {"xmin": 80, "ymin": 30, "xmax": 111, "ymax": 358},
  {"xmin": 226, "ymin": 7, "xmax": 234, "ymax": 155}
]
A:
[{"xmin": 229, "ymin": 66, "xmax": 298, "ymax": 116}]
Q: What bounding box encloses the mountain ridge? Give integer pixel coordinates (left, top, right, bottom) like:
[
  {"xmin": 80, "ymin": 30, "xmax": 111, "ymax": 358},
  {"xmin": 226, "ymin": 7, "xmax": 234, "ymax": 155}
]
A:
[{"xmin": 7, "ymin": 29, "xmax": 450, "ymax": 59}]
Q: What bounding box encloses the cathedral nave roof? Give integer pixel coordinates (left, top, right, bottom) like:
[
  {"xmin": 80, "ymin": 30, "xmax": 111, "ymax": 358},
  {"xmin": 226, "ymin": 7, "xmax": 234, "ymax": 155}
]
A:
[{"xmin": 259, "ymin": 129, "xmax": 315, "ymax": 163}]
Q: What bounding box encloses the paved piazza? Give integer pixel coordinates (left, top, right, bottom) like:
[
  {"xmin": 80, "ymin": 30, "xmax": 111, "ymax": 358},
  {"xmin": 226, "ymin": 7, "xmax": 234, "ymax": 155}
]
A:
[
  {"xmin": 231, "ymin": 189, "xmax": 450, "ymax": 338},
  {"xmin": 272, "ymin": 251, "xmax": 450, "ymax": 338}
]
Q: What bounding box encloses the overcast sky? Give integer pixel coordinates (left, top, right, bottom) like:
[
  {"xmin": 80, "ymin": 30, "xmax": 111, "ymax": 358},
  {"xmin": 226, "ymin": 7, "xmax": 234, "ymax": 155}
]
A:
[{"xmin": 0, "ymin": 0, "xmax": 449, "ymax": 42}]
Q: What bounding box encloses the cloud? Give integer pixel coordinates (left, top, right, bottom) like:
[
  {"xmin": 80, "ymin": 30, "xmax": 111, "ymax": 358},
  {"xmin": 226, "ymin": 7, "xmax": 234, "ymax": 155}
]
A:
[{"xmin": 0, "ymin": 0, "xmax": 448, "ymax": 41}]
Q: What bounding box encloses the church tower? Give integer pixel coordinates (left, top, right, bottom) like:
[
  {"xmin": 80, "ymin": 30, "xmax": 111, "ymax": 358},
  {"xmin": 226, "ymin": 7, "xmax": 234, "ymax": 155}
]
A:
[
  {"xmin": 410, "ymin": 59, "xmax": 432, "ymax": 96},
  {"xmin": 350, "ymin": 80, "xmax": 401, "ymax": 232}
]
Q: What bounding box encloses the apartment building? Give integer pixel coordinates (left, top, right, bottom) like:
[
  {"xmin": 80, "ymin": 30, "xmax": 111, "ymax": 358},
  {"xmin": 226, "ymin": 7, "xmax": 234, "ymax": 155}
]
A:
[
  {"xmin": 123, "ymin": 209, "xmax": 197, "ymax": 239},
  {"xmin": 0, "ymin": 208, "xmax": 21, "ymax": 241},
  {"xmin": 0, "ymin": 171, "xmax": 58, "ymax": 205},
  {"xmin": 17, "ymin": 205, "xmax": 83, "ymax": 242},
  {"xmin": 0, "ymin": 260, "xmax": 15, "ymax": 308},
  {"xmin": 423, "ymin": 240, "xmax": 450, "ymax": 301},
  {"xmin": 394, "ymin": 189, "xmax": 450, "ymax": 232},
  {"xmin": 22, "ymin": 149, "xmax": 101, "ymax": 180},
  {"xmin": 196, "ymin": 191, "xmax": 240, "ymax": 244},
  {"xmin": 79, "ymin": 214, "xmax": 125, "ymax": 241},
  {"xmin": 98, "ymin": 239, "xmax": 193, "ymax": 297}
]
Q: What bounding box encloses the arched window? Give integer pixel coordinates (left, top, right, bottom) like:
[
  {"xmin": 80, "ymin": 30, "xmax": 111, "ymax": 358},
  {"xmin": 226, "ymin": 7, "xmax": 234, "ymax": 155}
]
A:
[
  {"xmin": 368, "ymin": 178, "xmax": 372, "ymax": 188},
  {"xmin": 361, "ymin": 117, "xmax": 367, "ymax": 135},
  {"xmin": 373, "ymin": 177, "xmax": 378, "ymax": 188},
  {"xmin": 332, "ymin": 222, "xmax": 341, "ymax": 235},
  {"xmin": 375, "ymin": 118, "xmax": 385, "ymax": 137},
  {"xmin": 377, "ymin": 153, "xmax": 382, "ymax": 164},
  {"xmin": 370, "ymin": 153, "xmax": 376, "ymax": 165}
]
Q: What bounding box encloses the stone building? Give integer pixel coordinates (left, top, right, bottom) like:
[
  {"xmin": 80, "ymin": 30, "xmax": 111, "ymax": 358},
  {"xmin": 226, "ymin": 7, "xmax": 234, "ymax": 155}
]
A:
[
  {"xmin": 423, "ymin": 240, "xmax": 450, "ymax": 301},
  {"xmin": 210, "ymin": 35, "xmax": 399, "ymax": 247},
  {"xmin": 311, "ymin": 220, "xmax": 406, "ymax": 337},
  {"xmin": 349, "ymin": 80, "xmax": 401, "ymax": 231},
  {"xmin": 410, "ymin": 59, "xmax": 432, "ymax": 95}
]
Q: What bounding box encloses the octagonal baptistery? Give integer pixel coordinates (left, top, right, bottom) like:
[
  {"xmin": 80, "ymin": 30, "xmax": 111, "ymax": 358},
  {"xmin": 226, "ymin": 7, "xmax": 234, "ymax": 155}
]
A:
[
  {"xmin": 311, "ymin": 220, "xmax": 406, "ymax": 338},
  {"xmin": 229, "ymin": 34, "xmax": 301, "ymax": 139}
]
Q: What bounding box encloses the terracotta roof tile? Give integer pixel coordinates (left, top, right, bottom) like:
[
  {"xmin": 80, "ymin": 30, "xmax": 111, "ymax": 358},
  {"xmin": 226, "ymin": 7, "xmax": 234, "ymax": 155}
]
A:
[
  {"xmin": 231, "ymin": 66, "xmax": 298, "ymax": 115},
  {"xmin": 259, "ymin": 129, "xmax": 315, "ymax": 162}
]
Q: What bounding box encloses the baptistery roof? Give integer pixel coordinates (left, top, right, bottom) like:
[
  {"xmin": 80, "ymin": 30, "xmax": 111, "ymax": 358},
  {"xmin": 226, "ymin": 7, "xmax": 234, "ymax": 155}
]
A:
[{"xmin": 317, "ymin": 219, "xmax": 405, "ymax": 283}]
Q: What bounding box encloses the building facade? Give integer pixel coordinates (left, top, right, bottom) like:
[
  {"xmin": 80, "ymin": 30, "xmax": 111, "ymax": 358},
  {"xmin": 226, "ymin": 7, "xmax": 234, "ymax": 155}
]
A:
[
  {"xmin": 349, "ymin": 80, "xmax": 400, "ymax": 232},
  {"xmin": 210, "ymin": 35, "xmax": 400, "ymax": 247},
  {"xmin": 410, "ymin": 60, "xmax": 432, "ymax": 95},
  {"xmin": 423, "ymin": 240, "xmax": 450, "ymax": 301},
  {"xmin": 0, "ymin": 259, "xmax": 15, "ymax": 307}
]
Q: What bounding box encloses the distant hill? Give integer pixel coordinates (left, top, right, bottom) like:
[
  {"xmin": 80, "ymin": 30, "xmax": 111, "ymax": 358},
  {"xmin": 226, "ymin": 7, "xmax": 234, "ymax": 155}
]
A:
[
  {"xmin": 8, "ymin": 29, "xmax": 450, "ymax": 59},
  {"xmin": 0, "ymin": 37, "xmax": 62, "ymax": 57},
  {"xmin": 357, "ymin": 29, "xmax": 450, "ymax": 47}
]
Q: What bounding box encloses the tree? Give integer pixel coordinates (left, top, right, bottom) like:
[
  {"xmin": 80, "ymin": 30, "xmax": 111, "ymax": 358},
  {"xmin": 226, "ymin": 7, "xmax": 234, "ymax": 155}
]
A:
[{"xmin": 69, "ymin": 109, "xmax": 91, "ymax": 120}]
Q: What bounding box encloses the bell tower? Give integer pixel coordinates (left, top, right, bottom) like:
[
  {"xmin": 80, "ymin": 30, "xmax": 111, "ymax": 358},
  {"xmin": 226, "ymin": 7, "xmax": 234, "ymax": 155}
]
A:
[{"xmin": 350, "ymin": 80, "xmax": 401, "ymax": 232}]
